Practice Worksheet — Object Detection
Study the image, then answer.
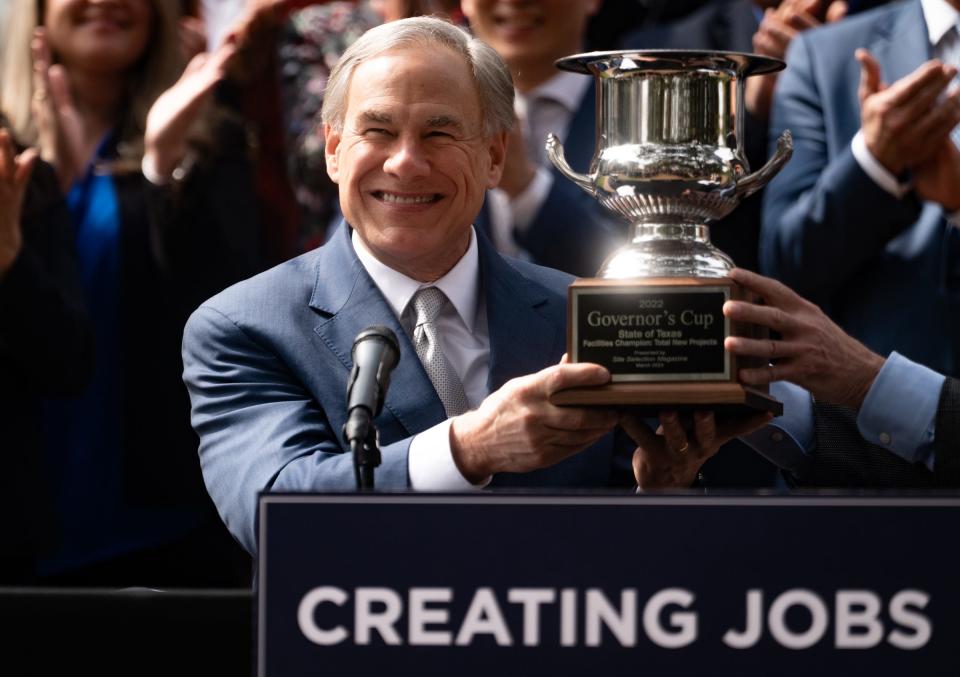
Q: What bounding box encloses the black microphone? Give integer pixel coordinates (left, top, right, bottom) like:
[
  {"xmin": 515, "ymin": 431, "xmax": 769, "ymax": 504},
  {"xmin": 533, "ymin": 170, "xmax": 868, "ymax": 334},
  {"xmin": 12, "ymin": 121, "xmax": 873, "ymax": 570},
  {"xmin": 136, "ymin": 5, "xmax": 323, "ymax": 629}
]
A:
[{"xmin": 343, "ymin": 325, "xmax": 401, "ymax": 448}]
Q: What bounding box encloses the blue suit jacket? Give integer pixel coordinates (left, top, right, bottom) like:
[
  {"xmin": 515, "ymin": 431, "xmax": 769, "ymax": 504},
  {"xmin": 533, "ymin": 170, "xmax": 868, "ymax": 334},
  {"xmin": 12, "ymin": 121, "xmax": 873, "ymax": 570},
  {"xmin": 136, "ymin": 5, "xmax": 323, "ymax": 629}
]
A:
[
  {"xmin": 477, "ymin": 82, "xmax": 627, "ymax": 278},
  {"xmin": 182, "ymin": 224, "xmax": 634, "ymax": 552},
  {"xmin": 762, "ymin": 0, "xmax": 960, "ymax": 376}
]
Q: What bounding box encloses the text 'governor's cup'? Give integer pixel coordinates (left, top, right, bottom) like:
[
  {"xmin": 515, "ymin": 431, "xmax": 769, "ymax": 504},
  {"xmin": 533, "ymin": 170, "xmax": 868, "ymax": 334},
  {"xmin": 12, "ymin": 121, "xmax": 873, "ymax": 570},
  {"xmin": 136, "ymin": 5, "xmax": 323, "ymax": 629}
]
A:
[{"xmin": 546, "ymin": 50, "xmax": 792, "ymax": 414}]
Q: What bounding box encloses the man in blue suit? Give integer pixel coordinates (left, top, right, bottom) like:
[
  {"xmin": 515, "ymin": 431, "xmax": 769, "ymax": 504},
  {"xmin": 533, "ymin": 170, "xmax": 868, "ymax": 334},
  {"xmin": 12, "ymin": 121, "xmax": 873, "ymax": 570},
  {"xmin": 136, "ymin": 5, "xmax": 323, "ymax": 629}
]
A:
[
  {"xmin": 619, "ymin": 0, "xmax": 851, "ymax": 272},
  {"xmin": 462, "ymin": 0, "xmax": 625, "ymax": 277},
  {"xmin": 182, "ymin": 17, "xmax": 765, "ymax": 554},
  {"xmin": 724, "ymin": 267, "xmax": 960, "ymax": 488},
  {"xmin": 762, "ymin": 0, "xmax": 960, "ymax": 377}
]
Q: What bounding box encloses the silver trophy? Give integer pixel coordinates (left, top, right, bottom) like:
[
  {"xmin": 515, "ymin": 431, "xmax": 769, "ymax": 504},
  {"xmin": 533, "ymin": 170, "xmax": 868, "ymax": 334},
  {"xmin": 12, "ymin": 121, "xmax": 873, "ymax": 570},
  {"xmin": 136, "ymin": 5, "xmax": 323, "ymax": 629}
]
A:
[
  {"xmin": 547, "ymin": 50, "xmax": 792, "ymax": 279},
  {"xmin": 547, "ymin": 50, "xmax": 791, "ymax": 411}
]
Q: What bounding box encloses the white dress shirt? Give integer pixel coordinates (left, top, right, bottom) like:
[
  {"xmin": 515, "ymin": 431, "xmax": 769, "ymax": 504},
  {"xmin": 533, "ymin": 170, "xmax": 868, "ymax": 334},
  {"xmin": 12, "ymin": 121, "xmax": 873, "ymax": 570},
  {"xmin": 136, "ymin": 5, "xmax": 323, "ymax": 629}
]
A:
[
  {"xmin": 487, "ymin": 71, "xmax": 592, "ymax": 258},
  {"xmin": 851, "ymin": 0, "xmax": 960, "ymax": 224},
  {"xmin": 351, "ymin": 229, "xmax": 491, "ymax": 490}
]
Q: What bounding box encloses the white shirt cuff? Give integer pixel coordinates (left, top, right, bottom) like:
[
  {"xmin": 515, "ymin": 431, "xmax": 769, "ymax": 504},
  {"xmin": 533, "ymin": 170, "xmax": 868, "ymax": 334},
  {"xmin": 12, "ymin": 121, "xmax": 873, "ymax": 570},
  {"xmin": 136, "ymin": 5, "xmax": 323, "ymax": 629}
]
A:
[
  {"xmin": 141, "ymin": 153, "xmax": 170, "ymax": 186},
  {"xmin": 857, "ymin": 352, "xmax": 943, "ymax": 469},
  {"xmin": 408, "ymin": 418, "xmax": 491, "ymax": 491},
  {"xmin": 851, "ymin": 130, "xmax": 912, "ymax": 199}
]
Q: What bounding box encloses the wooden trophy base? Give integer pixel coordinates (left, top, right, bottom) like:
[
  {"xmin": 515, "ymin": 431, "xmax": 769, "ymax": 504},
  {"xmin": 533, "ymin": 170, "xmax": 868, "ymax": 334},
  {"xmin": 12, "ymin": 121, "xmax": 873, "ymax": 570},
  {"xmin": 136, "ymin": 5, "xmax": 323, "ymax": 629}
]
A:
[
  {"xmin": 549, "ymin": 382, "xmax": 782, "ymax": 416},
  {"xmin": 550, "ymin": 276, "xmax": 782, "ymax": 416}
]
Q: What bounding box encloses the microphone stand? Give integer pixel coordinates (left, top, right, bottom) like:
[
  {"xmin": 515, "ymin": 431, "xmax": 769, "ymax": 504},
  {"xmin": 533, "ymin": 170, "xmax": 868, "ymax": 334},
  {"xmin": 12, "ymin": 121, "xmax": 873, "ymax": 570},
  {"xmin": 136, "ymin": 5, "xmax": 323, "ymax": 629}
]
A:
[
  {"xmin": 342, "ymin": 325, "xmax": 400, "ymax": 492},
  {"xmin": 350, "ymin": 424, "xmax": 381, "ymax": 491}
]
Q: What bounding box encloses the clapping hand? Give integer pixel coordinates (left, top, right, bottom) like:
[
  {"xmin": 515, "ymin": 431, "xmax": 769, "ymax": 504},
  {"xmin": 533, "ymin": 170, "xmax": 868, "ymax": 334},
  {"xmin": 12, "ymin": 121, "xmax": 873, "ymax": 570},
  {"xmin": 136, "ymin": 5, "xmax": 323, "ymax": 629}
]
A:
[
  {"xmin": 31, "ymin": 28, "xmax": 84, "ymax": 192},
  {"xmin": 913, "ymin": 127, "xmax": 960, "ymax": 212},
  {"xmin": 856, "ymin": 49, "xmax": 960, "ymax": 177},
  {"xmin": 746, "ymin": 0, "xmax": 848, "ymax": 120},
  {"xmin": 143, "ymin": 39, "xmax": 238, "ymax": 181},
  {"xmin": 0, "ymin": 129, "xmax": 39, "ymax": 277},
  {"xmin": 179, "ymin": 14, "xmax": 208, "ymax": 62}
]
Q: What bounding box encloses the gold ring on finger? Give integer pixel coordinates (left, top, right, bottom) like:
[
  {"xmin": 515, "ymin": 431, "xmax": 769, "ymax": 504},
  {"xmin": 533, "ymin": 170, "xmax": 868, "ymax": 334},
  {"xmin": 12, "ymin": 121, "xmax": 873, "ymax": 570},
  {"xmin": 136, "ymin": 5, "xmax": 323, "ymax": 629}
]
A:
[{"xmin": 676, "ymin": 442, "xmax": 690, "ymax": 455}]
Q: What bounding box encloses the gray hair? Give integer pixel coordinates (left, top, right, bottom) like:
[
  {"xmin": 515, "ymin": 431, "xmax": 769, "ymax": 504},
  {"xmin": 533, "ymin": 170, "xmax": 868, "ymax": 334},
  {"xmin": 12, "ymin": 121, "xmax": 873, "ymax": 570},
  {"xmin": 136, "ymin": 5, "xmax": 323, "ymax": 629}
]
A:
[{"xmin": 321, "ymin": 16, "xmax": 515, "ymax": 136}]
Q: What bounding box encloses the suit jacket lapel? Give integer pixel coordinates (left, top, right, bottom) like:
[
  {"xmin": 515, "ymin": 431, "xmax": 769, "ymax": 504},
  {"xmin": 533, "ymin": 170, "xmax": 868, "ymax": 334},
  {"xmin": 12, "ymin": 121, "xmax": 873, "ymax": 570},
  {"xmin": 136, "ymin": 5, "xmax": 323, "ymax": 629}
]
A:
[
  {"xmin": 309, "ymin": 224, "xmax": 447, "ymax": 438},
  {"xmin": 477, "ymin": 230, "xmax": 564, "ymax": 392},
  {"xmin": 869, "ymin": 0, "xmax": 931, "ymax": 85},
  {"xmin": 310, "ymin": 225, "xmax": 564, "ymax": 435},
  {"xmin": 719, "ymin": 0, "xmax": 761, "ymax": 53},
  {"xmin": 561, "ymin": 81, "xmax": 598, "ymax": 173}
]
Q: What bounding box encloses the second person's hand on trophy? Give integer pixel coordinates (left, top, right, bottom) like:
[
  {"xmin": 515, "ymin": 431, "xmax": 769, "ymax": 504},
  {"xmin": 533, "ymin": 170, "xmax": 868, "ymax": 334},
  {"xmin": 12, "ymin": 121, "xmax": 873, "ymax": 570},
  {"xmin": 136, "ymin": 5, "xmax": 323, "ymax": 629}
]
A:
[{"xmin": 722, "ymin": 268, "xmax": 885, "ymax": 410}]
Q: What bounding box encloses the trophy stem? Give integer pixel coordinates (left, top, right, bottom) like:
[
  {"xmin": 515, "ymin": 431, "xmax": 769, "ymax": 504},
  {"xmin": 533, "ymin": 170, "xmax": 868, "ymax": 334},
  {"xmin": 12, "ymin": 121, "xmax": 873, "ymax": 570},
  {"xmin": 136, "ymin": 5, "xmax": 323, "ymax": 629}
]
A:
[
  {"xmin": 597, "ymin": 220, "xmax": 734, "ymax": 279},
  {"xmin": 631, "ymin": 222, "xmax": 710, "ymax": 244}
]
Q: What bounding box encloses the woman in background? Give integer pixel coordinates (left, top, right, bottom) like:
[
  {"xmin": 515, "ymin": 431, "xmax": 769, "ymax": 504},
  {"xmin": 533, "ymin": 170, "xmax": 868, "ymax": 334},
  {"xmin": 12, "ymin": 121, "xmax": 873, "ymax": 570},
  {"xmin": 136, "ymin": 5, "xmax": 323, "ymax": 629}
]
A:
[
  {"xmin": 0, "ymin": 0, "xmax": 255, "ymax": 586},
  {"xmin": 0, "ymin": 120, "xmax": 94, "ymax": 584},
  {"xmin": 143, "ymin": 0, "xmax": 449, "ymax": 258}
]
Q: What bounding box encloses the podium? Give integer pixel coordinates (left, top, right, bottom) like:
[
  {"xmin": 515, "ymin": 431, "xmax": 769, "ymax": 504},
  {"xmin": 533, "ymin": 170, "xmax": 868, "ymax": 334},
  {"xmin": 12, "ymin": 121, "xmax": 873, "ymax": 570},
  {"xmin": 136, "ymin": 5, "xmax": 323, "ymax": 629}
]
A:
[{"xmin": 258, "ymin": 492, "xmax": 960, "ymax": 676}]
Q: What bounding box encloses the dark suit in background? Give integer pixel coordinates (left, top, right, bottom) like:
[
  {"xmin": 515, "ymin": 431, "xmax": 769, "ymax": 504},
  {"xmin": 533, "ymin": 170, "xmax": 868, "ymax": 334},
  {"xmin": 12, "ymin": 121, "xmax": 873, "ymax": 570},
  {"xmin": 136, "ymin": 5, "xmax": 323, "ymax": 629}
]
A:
[
  {"xmin": 477, "ymin": 81, "xmax": 625, "ymax": 278},
  {"xmin": 35, "ymin": 131, "xmax": 258, "ymax": 586},
  {"xmin": 615, "ymin": 1, "xmax": 782, "ymax": 487},
  {"xmin": 619, "ymin": 0, "xmax": 766, "ymax": 272},
  {"xmin": 806, "ymin": 377, "xmax": 960, "ymax": 487},
  {"xmin": 762, "ymin": 0, "xmax": 960, "ymax": 377},
  {"xmin": 0, "ymin": 159, "xmax": 94, "ymax": 582}
]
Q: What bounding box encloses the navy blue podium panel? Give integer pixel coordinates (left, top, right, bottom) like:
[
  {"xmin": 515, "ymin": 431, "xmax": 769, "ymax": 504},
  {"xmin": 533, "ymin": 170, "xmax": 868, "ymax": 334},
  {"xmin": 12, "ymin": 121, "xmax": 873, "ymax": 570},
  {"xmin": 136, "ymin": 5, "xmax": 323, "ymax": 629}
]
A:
[{"xmin": 257, "ymin": 494, "xmax": 960, "ymax": 676}]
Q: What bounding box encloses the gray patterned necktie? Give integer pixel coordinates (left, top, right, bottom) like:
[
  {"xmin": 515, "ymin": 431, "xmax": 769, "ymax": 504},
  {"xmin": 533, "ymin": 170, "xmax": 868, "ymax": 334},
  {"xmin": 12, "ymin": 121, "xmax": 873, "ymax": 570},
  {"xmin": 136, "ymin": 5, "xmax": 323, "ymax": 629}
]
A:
[{"xmin": 411, "ymin": 287, "xmax": 469, "ymax": 417}]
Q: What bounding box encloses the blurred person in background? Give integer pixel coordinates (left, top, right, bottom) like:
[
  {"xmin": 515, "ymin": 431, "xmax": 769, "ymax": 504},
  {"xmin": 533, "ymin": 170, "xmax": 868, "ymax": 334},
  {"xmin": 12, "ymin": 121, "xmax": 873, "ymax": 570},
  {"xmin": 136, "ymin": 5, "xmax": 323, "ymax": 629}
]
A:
[
  {"xmin": 0, "ymin": 121, "xmax": 94, "ymax": 583},
  {"xmin": 143, "ymin": 0, "xmax": 447, "ymax": 259},
  {"xmin": 179, "ymin": 0, "xmax": 208, "ymax": 60},
  {"xmin": 280, "ymin": 0, "xmax": 462, "ymax": 248},
  {"xmin": 762, "ymin": 0, "xmax": 960, "ymax": 380},
  {"xmin": 0, "ymin": 0, "xmax": 255, "ymax": 586},
  {"xmin": 460, "ymin": 0, "xmax": 625, "ymax": 277},
  {"xmin": 725, "ymin": 267, "xmax": 960, "ymax": 488},
  {"xmin": 619, "ymin": 0, "xmax": 855, "ymax": 273}
]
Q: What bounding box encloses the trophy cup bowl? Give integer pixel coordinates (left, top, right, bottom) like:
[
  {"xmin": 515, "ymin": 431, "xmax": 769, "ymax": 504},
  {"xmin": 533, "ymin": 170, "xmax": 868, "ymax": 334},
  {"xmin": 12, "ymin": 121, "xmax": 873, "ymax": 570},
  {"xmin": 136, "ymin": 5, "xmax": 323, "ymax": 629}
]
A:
[{"xmin": 547, "ymin": 50, "xmax": 792, "ymax": 413}]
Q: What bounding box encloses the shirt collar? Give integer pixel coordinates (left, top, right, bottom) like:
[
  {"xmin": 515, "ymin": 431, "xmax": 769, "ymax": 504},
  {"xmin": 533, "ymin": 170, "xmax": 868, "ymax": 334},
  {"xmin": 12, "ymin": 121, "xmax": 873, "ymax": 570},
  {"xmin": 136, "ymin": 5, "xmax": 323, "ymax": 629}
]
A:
[
  {"xmin": 922, "ymin": 0, "xmax": 960, "ymax": 46},
  {"xmin": 351, "ymin": 227, "xmax": 481, "ymax": 332},
  {"xmin": 522, "ymin": 69, "xmax": 591, "ymax": 113}
]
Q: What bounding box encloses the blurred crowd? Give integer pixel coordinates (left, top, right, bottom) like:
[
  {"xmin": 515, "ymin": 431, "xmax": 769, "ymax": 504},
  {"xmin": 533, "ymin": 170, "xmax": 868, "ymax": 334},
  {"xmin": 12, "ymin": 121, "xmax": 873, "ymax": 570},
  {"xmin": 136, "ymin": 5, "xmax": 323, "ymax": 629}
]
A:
[{"xmin": 2, "ymin": 0, "xmax": 955, "ymax": 587}]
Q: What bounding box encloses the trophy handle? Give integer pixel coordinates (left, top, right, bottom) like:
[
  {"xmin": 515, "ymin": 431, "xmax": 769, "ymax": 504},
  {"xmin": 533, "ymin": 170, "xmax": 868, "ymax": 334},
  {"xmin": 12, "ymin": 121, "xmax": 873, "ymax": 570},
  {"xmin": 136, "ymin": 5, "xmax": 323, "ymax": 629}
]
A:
[
  {"xmin": 733, "ymin": 130, "xmax": 793, "ymax": 200},
  {"xmin": 546, "ymin": 133, "xmax": 596, "ymax": 197}
]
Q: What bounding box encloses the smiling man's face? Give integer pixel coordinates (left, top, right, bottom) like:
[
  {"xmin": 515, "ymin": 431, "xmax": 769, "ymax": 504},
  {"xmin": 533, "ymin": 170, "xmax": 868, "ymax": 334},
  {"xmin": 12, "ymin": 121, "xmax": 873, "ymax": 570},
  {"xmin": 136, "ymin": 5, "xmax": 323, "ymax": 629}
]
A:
[{"xmin": 325, "ymin": 45, "xmax": 507, "ymax": 281}]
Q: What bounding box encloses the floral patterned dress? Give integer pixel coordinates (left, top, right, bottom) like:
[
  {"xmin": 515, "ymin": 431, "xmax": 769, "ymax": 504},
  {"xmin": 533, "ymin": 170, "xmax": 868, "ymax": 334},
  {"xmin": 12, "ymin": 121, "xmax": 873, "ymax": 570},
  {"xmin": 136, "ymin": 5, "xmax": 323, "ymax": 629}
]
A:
[{"xmin": 278, "ymin": 2, "xmax": 382, "ymax": 251}]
